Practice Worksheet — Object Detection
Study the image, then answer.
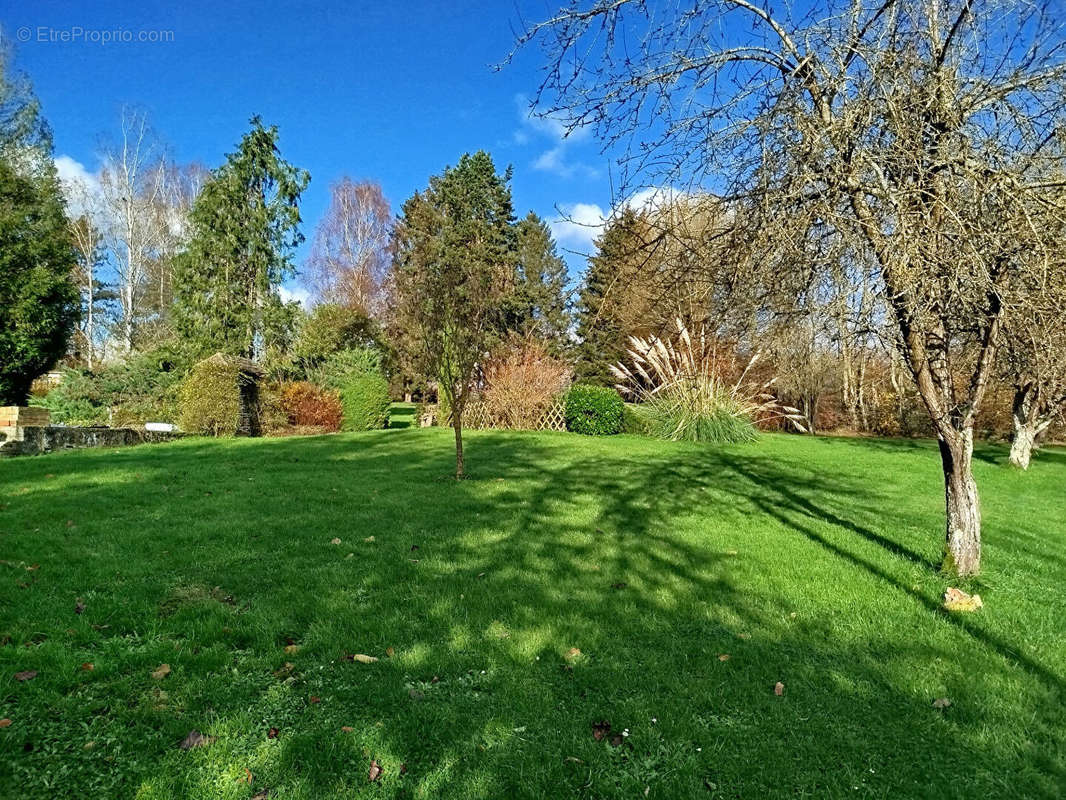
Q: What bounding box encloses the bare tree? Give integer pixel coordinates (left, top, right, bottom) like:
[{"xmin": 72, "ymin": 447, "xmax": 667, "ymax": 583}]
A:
[
  {"xmin": 517, "ymin": 0, "xmax": 1066, "ymax": 575},
  {"xmin": 304, "ymin": 178, "xmax": 392, "ymax": 318},
  {"xmin": 98, "ymin": 107, "xmax": 170, "ymax": 352}
]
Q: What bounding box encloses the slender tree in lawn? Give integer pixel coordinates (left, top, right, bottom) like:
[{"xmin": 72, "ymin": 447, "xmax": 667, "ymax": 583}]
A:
[
  {"xmin": 172, "ymin": 116, "xmax": 309, "ymax": 360},
  {"xmin": 0, "ymin": 47, "xmax": 78, "ymax": 405},
  {"xmin": 393, "ymin": 151, "xmax": 517, "ymax": 478}
]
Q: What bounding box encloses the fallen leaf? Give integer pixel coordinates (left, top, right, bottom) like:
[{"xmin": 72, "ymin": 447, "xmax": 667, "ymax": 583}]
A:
[
  {"xmin": 410, "ymin": 545, "xmax": 420, "ymax": 551},
  {"xmin": 241, "ymin": 768, "xmax": 253, "ymax": 784},
  {"xmin": 774, "ymin": 681, "xmax": 785, "ymax": 696},
  {"xmin": 273, "ymin": 662, "xmax": 295, "ymax": 679},
  {"xmin": 81, "ymin": 662, "xmax": 94, "ymax": 671},
  {"xmin": 283, "ymin": 644, "xmax": 301, "ymax": 655},
  {"xmin": 267, "ymin": 727, "xmax": 279, "ymax": 739},
  {"xmin": 309, "ymin": 695, "xmax": 321, "ymax": 704},
  {"xmin": 476, "ymin": 572, "xmax": 486, "ymax": 578},
  {"xmin": 151, "ymin": 664, "xmax": 171, "ymax": 680},
  {"xmin": 932, "ymin": 697, "xmax": 952, "ymax": 709},
  {"xmin": 66, "ymin": 520, "xmax": 75, "ymax": 528},
  {"xmin": 341, "ymin": 725, "xmax": 354, "ymax": 733},
  {"xmin": 385, "ymin": 647, "xmax": 395, "ymax": 658},
  {"xmin": 0, "ymin": 718, "xmax": 11, "ymax": 728},
  {"xmin": 565, "ymin": 756, "xmax": 584, "ymax": 763},
  {"xmin": 330, "ymin": 537, "xmax": 342, "ymax": 545},
  {"xmin": 364, "ymin": 536, "xmax": 375, "ymax": 543},
  {"xmin": 14, "ymin": 670, "xmax": 37, "ymax": 682},
  {"xmin": 718, "ymin": 654, "xmax": 730, "ymax": 661},
  {"xmin": 737, "ymin": 633, "xmax": 751, "ymax": 640},
  {"xmin": 611, "ymin": 581, "xmax": 627, "ymax": 590},
  {"xmin": 592, "ymin": 720, "xmax": 611, "ymax": 741},
  {"xmin": 368, "ymin": 759, "xmax": 384, "ymax": 782},
  {"xmin": 609, "ymin": 733, "xmax": 624, "ymax": 747},
  {"xmin": 179, "ymin": 730, "xmax": 215, "ymax": 750},
  {"xmin": 251, "ymin": 791, "xmax": 270, "ymax": 800},
  {"xmin": 25, "ymin": 564, "xmax": 39, "ymax": 572},
  {"xmin": 943, "ymin": 587, "xmax": 983, "ymax": 612},
  {"xmin": 408, "ymin": 689, "xmax": 424, "ymax": 701},
  {"xmin": 350, "ymin": 653, "xmax": 378, "ymax": 664},
  {"xmin": 565, "ymin": 647, "xmax": 582, "ymax": 660},
  {"xmin": 74, "ymin": 599, "xmax": 85, "ymax": 614}
]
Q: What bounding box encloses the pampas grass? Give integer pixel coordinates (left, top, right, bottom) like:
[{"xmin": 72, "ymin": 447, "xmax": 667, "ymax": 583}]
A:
[{"xmin": 611, "ymin": 319, "xmax": 807, "ymax": 443}]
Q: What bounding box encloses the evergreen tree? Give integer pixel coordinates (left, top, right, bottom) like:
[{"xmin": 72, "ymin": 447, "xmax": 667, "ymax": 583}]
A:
[
  {"xmin": 574, "ymin": 208, "xmax": 647, "ymax": 384},
  {"xmin": 393, "ymin": 151, "xmax": 518, "ymax": 477},
  {"xmin": 172, "ymin": 117, "xmax": 309, "ymax": 360},
  {"xmin": 0, "ymin": 49, "xmax": 78, "ymax": 405},
  {"xmin": 515, "ymin": 211, "xmax": 571, "ymax": 356}
]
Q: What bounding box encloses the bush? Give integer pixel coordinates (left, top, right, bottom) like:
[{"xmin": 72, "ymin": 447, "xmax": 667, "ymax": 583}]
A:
[
  {"xmin": 340, "ymin": 373, "xmax": 390, "ymax": 431},
  {"xmin": 178, "ymin": 359, "xmax": 245, "ymax": 437},
  {"xmin": 565, "ymin": 384, "xmax": 624, "ymax": 435},
  {"xmin": 622, "ymin": 403, "xmax": 653, "ymax": 435},
  {"xmin": 35, "ymin": 350, "xmax": 185, "ymax": 427},
  {"xmin": 481, "ymin": 339, "xmax": 570, "ymax": 429},
  {"xmin": 293, "ymin": 305, "xmax": 377, "ymax": 369},
  {"xmin": 278, "ymin": 381, "xmax": 342, "ymax": 431},
  {"xmin": 310, "ymin": 347, "xmax": 384, "ymax": 389},
  {"xmin": 612, "ymin": 319, "xmax": 806, "ymax": 443}
]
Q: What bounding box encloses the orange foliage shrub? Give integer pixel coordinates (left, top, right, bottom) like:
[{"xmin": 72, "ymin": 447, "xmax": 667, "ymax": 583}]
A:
[
  {"xmin": 278, "ymin": 381, "xmax": 343, "ymax": 431},
  {"xmin": 481, "ymin": 340, "xmax": 570, "ymax": 429}
]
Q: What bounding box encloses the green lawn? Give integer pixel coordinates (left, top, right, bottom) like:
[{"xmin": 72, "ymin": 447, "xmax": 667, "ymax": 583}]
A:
[{"xmin": 1, "ymin": 428, "xmax": 1064, "ymax": 799}]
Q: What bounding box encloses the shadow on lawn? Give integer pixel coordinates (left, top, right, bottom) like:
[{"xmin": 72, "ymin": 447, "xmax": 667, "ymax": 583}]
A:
[{"xmin": 1, "ymin": 431, "xmax": 1063, "ymax": 798}]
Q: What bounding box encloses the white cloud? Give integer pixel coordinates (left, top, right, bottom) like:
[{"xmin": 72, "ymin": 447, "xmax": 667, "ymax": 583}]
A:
[
  {"xmin": 54, "ymin": 155, "xmax": 102, "ymax": 217},
  {"xmin": 514, "ymin": 94, "xmax": 598, "ymax": 179},
  {"xmin": 278, "ymin": 285, "xmax": 312, "ymax": 309},
  {"xmin": 549, "ymin": 202, "xmax": 606, "ymax": 252}
]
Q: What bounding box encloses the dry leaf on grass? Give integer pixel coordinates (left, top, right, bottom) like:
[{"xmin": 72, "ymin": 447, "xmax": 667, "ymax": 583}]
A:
[
  {"xmin": 14, "ymin": 670, "xmax": 37, "ymax": 682},
  {"xmin": 0, "ymin": 718, "xmax": 11, "ymax": 728},
  {"xmin": 74, "ymin": 599, "xmax": 85, "ymax": 614},
  {"xmin": 368, "ymin": 759, "xmax": 384, "ymax": 782},
  {"xmin": 151, "ymin": 664, "xmax": 171, "ymax": 680},
  {"xmin": 592, "ymin": 720, "xmax": 611, "ymax": 741},
  {"xmin": 774, "ymin": 681, "xmax": 785, "ymax": 696},
  {"xmin": 718, "ymin": 654, "xmax": 730, "ymax": 662},
  {"xmin": 942, "ymin": 587, "xmax": 983, "ymax": 612},
  {"xmin": 283, "ymin": 645, "xmax": 301, "ymax": 655},
  {"xmin": 81, "ymin": 662, "xmax": 94, "ymax": 671},
  {"xmin": 267, "ymin": 727, "xmax": 279, "ymax": 739},
  {"xmin": 932, "ymin": 697, "xmax": 952, "ymax": 709},
  {"xmin": 349, "ymin": 653, "xmax": 378, "ymax": 664},
  {"xmin": 330, "ymin": 537, "xmax": 342, "ymax": 545}
]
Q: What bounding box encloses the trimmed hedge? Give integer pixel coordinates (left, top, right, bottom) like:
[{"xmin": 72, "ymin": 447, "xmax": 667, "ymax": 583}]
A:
[
  {"xmin": 340, "ymin": 373, "xmax": 390, "ymax": 431},
  {"xmin": 564, "ymin": 384, "xmax": 623, "ymax": 435},
  {"xmin": 622, "ymin": 402, "xmax": 653, "ymax": 436},
  {"xmin": 178, "ymin": 359, "xmax": 244, "ymax": 437}
]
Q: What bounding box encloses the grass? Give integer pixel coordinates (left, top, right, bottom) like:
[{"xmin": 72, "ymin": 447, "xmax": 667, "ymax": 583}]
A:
[{"xmin": 1, "ymin": 425, "xmax": 1064, "ymax": 799}]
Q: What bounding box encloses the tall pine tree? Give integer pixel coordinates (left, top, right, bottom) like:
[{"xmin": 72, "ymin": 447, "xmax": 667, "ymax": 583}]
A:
[
  {"xmin": 515, "ymin": 211, "xmax": 571, "ymax": 356},
  {"xmin": 172, "ymin": 117, "xmax": 309, "ymax": 360},
  {"xmin": 574, "ymin": 208, "xmax": 649, "ymax": 384}
]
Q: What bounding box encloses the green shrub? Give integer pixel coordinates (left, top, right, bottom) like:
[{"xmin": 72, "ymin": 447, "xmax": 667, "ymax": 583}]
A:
[
  {"xmin": 564, "ymin": 384, "xmax": 623, "ymax": 435},
  {"xmin": 34, "ymin": 351, "xmax": 184, "ymax": 427},
  {"xmin": 622, "ymin": 403, "xmax": 653, "ymax": 435},
  {"xmin": 340, "ymin": 373, "xmax": 390, "ymax": 431},
  {"xmin": 310, "ymin": 347, "xmax": 384, "ymax": 389},
  {"xmin": 293, "ymin": 305, "xmax": 377, "ymax": 370},
  {"xmin": 178, "ymin": 359, "xmax": 244, "ymax": 436}
]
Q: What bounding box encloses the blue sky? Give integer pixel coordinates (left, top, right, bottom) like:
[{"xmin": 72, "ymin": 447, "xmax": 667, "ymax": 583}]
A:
[{"xmin": 4, "ymin": 0, "xmax": 617, "ymax": 298}]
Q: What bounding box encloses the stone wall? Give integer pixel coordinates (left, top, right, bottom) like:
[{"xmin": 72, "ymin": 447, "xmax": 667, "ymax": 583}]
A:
[{"xmin": 0, "ymin": 425, "xmax": 182, "ymax": 457}]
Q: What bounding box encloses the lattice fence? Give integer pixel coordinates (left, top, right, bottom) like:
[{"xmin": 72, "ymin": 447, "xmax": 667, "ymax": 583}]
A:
[{"xmin": 423, "ymin": 400, "xmax": 568, "ymax": 432}]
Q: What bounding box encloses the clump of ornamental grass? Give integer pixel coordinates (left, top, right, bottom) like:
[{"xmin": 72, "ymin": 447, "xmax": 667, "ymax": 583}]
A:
[{"xmin": 611, "ymin": 319, "xmax": 806, "ymax": 444}]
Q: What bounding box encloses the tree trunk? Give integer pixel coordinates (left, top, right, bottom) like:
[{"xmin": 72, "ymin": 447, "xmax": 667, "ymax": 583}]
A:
[
  {"xmin": 938, "ymin": 430, "xmax": 981, "ymax": 576},
  {"xmin": 453, "ymin": 410, "xmax": 465, "ymax": 479},
  {"xmin": 1009, "ymin": 422, "xmax": 1037, "ymax": 470}
]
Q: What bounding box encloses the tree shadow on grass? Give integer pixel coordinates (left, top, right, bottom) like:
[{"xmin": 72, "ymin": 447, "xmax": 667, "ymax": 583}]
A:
[{"xmin": 1, "ymin": 431, "xmax": 1063, "ymax": 798}]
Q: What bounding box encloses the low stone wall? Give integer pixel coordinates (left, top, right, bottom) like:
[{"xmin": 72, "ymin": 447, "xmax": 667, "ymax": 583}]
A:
[{"xmin": 0, "ymin": 426, "xmax": 182, "ymax": 457}]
